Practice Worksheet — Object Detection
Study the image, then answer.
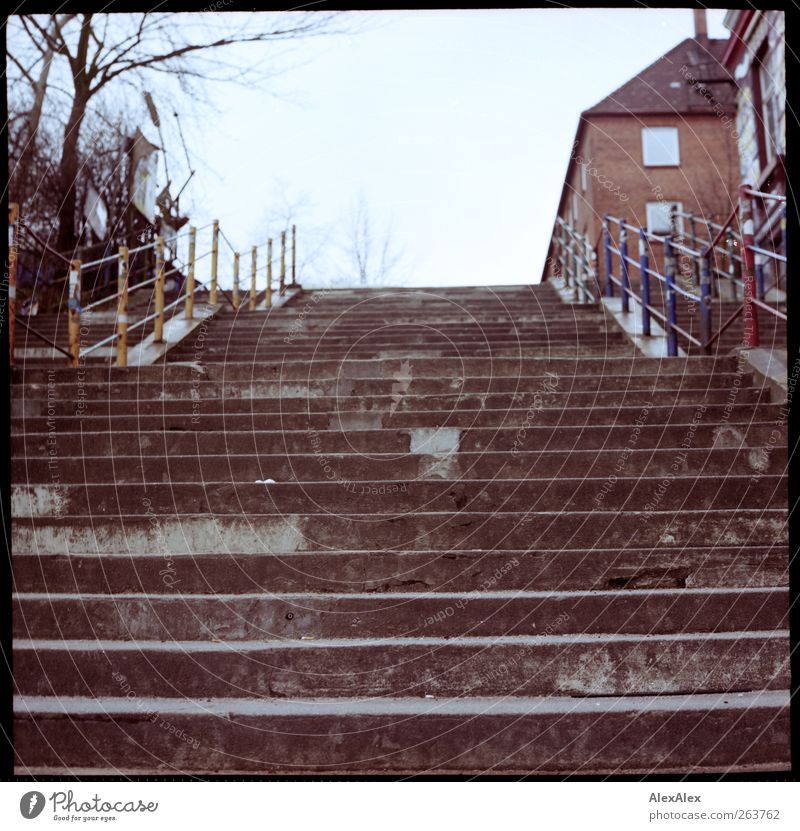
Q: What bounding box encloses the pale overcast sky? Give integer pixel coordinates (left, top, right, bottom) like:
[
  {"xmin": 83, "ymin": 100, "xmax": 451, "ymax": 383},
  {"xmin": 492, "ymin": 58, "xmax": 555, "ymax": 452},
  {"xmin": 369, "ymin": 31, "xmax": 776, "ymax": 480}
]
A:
[{"xmin": 174, "ymin": 8, "xmax": 729, "ymax": 289}]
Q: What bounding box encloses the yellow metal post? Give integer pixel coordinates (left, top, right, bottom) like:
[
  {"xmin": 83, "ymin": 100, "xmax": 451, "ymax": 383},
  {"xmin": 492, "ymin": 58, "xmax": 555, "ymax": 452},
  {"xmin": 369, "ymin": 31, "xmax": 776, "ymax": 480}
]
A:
[
  {"xmin": 249, "ymin": 246, "xmax": 257, "ymax": 310},
  {"xmin": 265, "ymin": 238, "xmax": 273, "ymax": 309},
  {"xmin": 67, "ymin": 260, "xmax": 82, "ymax": 368},
  {"xmin": 154, "ymin": 236, "xmax": 165, "ymax": 342},
  {"xmin": 232, "ymin": 252, "xmax": 240, "ymax": 309},
  {"xmin": 116, "ymin": 246, "xmax": 129, "ymax": 367},
  {"xmin": 186, "ymin": 226, "xmax": 196, "ymax": 319},
  {"xmin": 291, "ymin": 224, "xmax": 296, "ymax": 286},
  {"xmin": 8, "ymin": 203, "xmax": 18, "ymax": 366},
  {"xmin": 210, "ymin": 220, "xmax": 219, "ymax": 305},
  {"xmin": 280, "ymin": 230, "xmax": 286, "ymax": 296}
]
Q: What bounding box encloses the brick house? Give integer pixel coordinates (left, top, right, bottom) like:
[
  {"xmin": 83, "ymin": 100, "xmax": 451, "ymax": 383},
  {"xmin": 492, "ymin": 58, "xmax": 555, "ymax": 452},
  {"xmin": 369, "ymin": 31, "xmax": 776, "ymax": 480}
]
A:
[
  {"xmin": 720, "ymin": 10, "xmax": 785, "ymax": 247},
  {"xmin": 542, "ymin": 11, "xmax": 740, "ymax": 286}
]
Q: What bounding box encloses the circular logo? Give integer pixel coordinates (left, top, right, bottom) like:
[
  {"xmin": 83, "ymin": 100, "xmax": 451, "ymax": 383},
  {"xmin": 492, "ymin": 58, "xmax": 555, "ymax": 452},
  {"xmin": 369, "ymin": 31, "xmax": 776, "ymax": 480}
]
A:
[{"xmin": 20, "ymin": 792, "xmax": 46, "ymax": 819}]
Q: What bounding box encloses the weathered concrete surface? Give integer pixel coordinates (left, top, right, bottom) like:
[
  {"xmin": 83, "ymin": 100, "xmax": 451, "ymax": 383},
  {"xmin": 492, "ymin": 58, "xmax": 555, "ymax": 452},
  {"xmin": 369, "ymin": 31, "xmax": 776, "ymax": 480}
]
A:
[
  {"xmin": 11, "ymin": 283, "xmax": 790, "ymax": 775},
  {"xmin": 14, "ymin": 692, "xmax": 790, "ymax": 774}
]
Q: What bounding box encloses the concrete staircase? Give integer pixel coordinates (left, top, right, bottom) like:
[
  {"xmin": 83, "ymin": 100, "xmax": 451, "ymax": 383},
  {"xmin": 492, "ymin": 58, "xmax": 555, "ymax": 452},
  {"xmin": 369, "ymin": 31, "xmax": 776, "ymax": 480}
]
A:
[{"xmin": 12, "ymin": 283, "xmax": 789, "ymax": 774}]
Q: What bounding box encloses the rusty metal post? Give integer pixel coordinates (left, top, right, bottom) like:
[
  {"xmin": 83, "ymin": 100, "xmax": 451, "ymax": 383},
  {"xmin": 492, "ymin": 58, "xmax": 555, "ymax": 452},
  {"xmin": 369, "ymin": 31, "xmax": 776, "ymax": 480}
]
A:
[
  {"xmin": 185, "ymin": 225, "xmax": 196, "ymax": 320},
  {"xmin": 279, "ymin": 230, "xmax": 286, "ymax": 296},
  {"xmin": 116, "ymin": 245, "xmax": 129, "ymax": 367},
  {"xmin": 8, "ymin": 203, "xmax": 18, "ymax": 366},
  {"xmin": 210, "ymin": 219, "xmax": 219, "ymax": 305},
  {"xmin": 249, "ymin": 246, "xmax": 257, "ymax": 310},
  {"xmin": 67, "ymin": 260, "xmax": 82, "ymax": 367},
  {"xmin": 739, "ymin": 185, "xmax": 760, "ymax": 349},
  {"xmin": 266, "ymin": 238, "xmax": 273, "ymax": 309},
  {"xmin": 232, "ymin": 252, "xmax": 240, "ymax": 309},
  {"xmin": 154, "ymin": 236, "xmax": 165, "ymax": 343},
  {"xmin": 291, "ymin": 224, "xmax": 296, "ymax": 286}
]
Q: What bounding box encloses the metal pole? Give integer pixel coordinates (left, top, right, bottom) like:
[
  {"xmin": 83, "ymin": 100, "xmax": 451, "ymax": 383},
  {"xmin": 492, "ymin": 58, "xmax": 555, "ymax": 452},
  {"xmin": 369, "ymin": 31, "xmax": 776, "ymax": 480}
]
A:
[
  {"xmin": 154, "ymin": 236, "xmax": 165, "ymax": 342},
  {"xmin": 116, "ymin": 246, "xmax": 129, "ymax": 367},
  {"xmin": 8, "ymin": 203, "xmax": 18, "ymax": 366},
  {"xmin": 688, "ymin": 211, "xmax": 700, "ymax": 285},
  {"xmin": 700, "ymin": 254, "xmax": 712, "ymax": 353},
  {"xmin": 68, "ymin": 260, "xmax": 82, "ymax": 367},
  {"xmin": 639, "ymin": 229, "xmax": 650, "ymax": 337},
  {"xmin": 755, "ymin": 254, "xmax": 765, "ymax": 301},
  {"xmin": 185, "ymin": 226, "xmax": 196, "ymax": 320},
  {"xmin": 210, "ymin": 219, "xmax": 219, "ymax": 305},
  {"xmin": 232, "ymin": 252, "xmax": 240, "ymax": 309},
  {"xmin": 279, "ymin": 230, "xmax": 286, "ymax": 296},
  {"xmin": 780, "ymin": 205, "xmax": 786, "ymax": 292},
  {"xmin": 726, "ymin": 229, "xmax": 738, "ymax": 302},
  {"xmin": 603, "ymin": 217, "xmax": 614, "ymax": 297},
  {"xmin": 266, "ymin": 238, "xmax": 273, "ymax": 309},
  {"xmin": 249, "ymin": 246, "xmax": 257, "ymax": 311},
  {"xmin": 664, "ymin": 238, "xmax": 678, "ymax": 357},
  {"xmin": 738, "ymin": 185, "xmax": 760, "ymax": 349},
  {"xmin": 619, "ymin": 220, "xmax": 630, "ymax": 313},
  {"xmin": 291, "ymin": 224, "xmax": 296, "ymax": 286}
]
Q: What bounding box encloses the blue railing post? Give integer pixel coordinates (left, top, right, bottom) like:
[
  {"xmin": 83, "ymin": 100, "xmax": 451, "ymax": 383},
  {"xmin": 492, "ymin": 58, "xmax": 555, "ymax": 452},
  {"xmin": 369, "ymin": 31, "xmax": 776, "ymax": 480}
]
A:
[
  {"xmin": 639, "ymin": 229, "xmax": 650, "ymax": 337},
  {"xmin": 700, "ymin": 254, "xmax": 712, "ymax": 353},
  {"xmin": 664, "ymin": 237, "xmax": 678, "ymax": 357},
  {"xmin": 619, "ymin": 221, "xmax": 630, "ymax": 313},
  {"xmin": 603, "ymin": 217, "xmax": 614, "ymax": 297}
]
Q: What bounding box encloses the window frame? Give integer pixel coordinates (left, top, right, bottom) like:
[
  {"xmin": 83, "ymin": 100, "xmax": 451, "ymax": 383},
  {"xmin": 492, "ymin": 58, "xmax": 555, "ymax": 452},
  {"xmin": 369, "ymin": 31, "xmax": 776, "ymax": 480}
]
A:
[
  {"xmin": 645, "ymin": 200, "xmax": 684, "ymax": 235},
  {"xmin": 641, "ymin": 127, "xmax": 681, "ymax": 167}
]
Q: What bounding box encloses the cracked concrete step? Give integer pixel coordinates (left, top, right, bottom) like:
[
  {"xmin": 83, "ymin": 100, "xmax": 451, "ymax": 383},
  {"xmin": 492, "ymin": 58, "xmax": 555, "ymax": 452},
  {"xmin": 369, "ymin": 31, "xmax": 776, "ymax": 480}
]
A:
[
  {"xmin": 13, "ymin": 691, "xmax": 790, "ymax": 774},
  {"xmin": 13, "ymin": 446, "xmax": 788, "ymax": 485},
  {"xmin": 13, "ymin": 509, "xmax": 787, "ymax": 555},
  {"xmin": 12, "ymin": 403, "xmax": 782, "ymax": 435},
  {"xmin": 13, "ymin": 631, "xmax": 789, "ymax": 699},
  {"xmin": 183, "ymin": 324, "xmax": 619, "ymax": 340},
  {"xmin": 13, "ymin": 372, "xmax": 757, "ymax": 406},
  {"xmin": 12, "ymin": 475, "xmax": 787, "ymax": 518},
  {"xmin": 12, "ymin": 586, "xmax": 788, "ymax": 641},
  {"xmin": 15, "ymin": 421, "xmax": 784, "ymax": 457},
  {"xmin": 166, "ymin": 344, "xmax": 634, "ymax": 361},
  {"xmin": 13, "ymin": 354, "xmax": 746, "ymax": 385},
  {"xmin": 12, "ymin": 386, "xmax": 769, "ymax": 418},
  {"xmin": 13, "ymin": 546, "xmax": 787, "ymax": 594}
]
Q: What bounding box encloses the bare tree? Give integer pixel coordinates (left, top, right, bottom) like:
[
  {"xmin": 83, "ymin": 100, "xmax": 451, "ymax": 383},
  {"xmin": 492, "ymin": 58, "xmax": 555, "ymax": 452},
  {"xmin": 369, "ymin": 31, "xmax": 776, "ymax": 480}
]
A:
[
  {"xmin": 258, "ymin": 181, "xmax": 333, "ymax": 287},
  {"xmin": 7, "ymin": 12, "xmax": 342, "ymax": 250},
  {"xmin": 340, "ymin": 192, "xmax": 404, "ymax": 286}
]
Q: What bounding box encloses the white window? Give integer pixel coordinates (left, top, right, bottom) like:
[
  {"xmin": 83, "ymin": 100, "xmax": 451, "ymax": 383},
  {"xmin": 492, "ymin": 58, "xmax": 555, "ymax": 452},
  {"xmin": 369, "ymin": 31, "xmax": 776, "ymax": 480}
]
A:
[
  {"xmin": 572, "ymin": 193, "xmax": 578, "ymax": 223},
  {"xmin": 645, "ymin": 201, "xmax": 684, "ymax": 234},
  {"xmin": 580, "ymin": 162, "xmax": 587, "ymax": 192},
  {"xmin": 641, "ymin": 127, "xmax": 680, "ymax": 166}
]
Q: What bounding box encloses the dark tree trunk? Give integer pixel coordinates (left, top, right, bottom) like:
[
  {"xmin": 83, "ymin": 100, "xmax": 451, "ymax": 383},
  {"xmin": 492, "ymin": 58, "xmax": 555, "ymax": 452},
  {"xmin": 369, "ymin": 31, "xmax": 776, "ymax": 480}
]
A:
[{"xmin": 56, "ymin": 83, "xmax": 89, "ymax": 252}]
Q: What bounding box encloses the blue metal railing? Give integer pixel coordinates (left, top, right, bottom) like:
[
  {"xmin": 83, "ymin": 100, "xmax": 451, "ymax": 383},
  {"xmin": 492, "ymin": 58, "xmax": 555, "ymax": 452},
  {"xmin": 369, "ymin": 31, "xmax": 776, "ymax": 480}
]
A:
[{"xmin": 597, "ymin": 185, "xmax": 786, "ymax": 355}]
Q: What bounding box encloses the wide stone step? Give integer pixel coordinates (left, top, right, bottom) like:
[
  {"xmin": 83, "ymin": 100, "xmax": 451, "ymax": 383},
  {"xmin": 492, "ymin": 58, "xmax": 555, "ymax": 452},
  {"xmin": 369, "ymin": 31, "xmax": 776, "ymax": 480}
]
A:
[
  {"xmin": 11, "ymin": 475, "xmax": 786, "ymax": 518},
  {"xmin": 13, "ymin": 371, "xmax": 755, "ymax": 405},
  {"xmin": 13, "ymin": 546, "xmax": 787, "ymax": 594},
  {"xmin": 13, "ymin": 446, "xmax": 786, "ymax": 485},
  {"xmin": 14, "ymin": 630, "xmax": 789, "ymax": 699},
  {"xmin": 12, "ymin": 402, "xmax": 781, "ymax": 435},
  {"xmin": 13, "ymin": 509, "xmax": 787, "ymax": 554},
  {"xmin": 166, "ymin": 342, "xmax": 631, "ymax": 361},
  {"xmin": 13, "ymin": 586, "xmax": 787, "ymax": 640},
  {"xmin": 15, "ymin": 421, "xmax": 784, "ymax": 457},
  {"xmin": 12, "ymin": 386, "xmax": 767, "ymax": 418},
  {"xmin": 13, "ymin": 691, "xmax": 790, "ymax": 774},
  {"xmin": 13, "ymin": 354, "xmax": 743, "ymax": 385}
]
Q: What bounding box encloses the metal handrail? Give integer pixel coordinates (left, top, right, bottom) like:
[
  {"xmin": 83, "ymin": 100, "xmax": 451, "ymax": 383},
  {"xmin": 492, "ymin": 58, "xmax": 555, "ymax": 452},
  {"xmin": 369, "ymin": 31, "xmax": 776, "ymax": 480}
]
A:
[{"xmin": 597, "ymin": 184, "xmax": 785, "ymax": 356}]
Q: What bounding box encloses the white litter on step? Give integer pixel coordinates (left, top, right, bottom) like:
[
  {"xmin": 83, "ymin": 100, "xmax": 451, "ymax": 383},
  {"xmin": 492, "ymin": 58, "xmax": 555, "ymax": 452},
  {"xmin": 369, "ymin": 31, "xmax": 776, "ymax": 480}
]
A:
[{"xmin": 255, "ymin": 479, "xmax": 277, "ymax": 484}]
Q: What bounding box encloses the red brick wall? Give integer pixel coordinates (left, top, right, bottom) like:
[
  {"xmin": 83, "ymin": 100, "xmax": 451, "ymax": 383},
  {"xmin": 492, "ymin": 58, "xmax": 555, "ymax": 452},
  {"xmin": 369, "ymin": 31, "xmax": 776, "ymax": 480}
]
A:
[{"xmin": 549, "ymin": 112, "xmax": 740, "ymax": 291}]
